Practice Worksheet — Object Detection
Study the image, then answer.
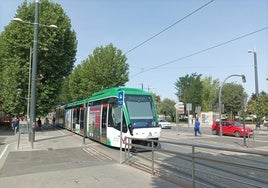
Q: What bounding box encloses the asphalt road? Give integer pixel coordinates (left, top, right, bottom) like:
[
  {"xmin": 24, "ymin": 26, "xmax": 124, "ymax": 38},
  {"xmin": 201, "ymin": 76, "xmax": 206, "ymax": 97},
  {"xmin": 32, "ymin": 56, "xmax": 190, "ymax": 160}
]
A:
[
  {"xmin": 168, "ymin": 124, "xmax": 268, "ymax": 150},
  {"xmin": 1, "ymin": 122, "xmax": 267, "ymax": 187},
  {"xmin": 130, "ymin": 125, "xmax": 268, "ymax": 187}
]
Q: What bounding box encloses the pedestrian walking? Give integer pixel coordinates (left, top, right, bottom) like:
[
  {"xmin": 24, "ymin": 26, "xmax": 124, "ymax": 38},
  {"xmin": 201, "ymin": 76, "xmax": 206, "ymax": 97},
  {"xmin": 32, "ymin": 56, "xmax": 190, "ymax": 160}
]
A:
[
  {"xmin": 12, "ymin": 116, "xmax": 19, "ymax": 134},
  {"xmin": 37, "ymin": 117, "xmax": 42, "ymax": 129},
  {"xmin": 194, "ymin": 118, "xmax": 201, "ymax": 136},
  {"xmin": 45, "ymin": 117, "xmax": 49, "ymax": 126},
  {"xmin": 52, "ymin": 116, "xmax": 56, "ymax": 126}
]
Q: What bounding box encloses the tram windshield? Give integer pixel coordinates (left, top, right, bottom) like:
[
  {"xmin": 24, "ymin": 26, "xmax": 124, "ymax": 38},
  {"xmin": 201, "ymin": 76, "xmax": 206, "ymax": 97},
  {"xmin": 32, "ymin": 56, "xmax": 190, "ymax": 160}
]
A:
[{"xmin": 125, "ymin": 95, "xmax": 157, "ymax": 128}]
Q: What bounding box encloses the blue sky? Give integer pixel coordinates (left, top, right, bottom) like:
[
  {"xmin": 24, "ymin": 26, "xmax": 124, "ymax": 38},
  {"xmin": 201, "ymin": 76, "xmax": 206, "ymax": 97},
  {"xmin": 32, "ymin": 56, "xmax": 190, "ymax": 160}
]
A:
[{"xmin": 1, "ymin": 0, "xmax": 268, "ymax": 101}]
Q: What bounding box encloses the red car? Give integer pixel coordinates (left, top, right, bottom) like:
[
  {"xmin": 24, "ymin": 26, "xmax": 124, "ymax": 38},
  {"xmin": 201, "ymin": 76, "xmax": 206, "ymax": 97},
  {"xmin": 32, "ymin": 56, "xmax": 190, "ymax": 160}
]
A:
[{"xmin": 211, "ymin": 120, "xmax": 253, "ymax": 137}]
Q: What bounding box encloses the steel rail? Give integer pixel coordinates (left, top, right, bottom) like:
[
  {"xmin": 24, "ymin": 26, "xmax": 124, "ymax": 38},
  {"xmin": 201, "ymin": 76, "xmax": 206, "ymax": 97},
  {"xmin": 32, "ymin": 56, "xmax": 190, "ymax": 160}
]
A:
[{"xmin": 124, "ymin": 137, "xmax": 268, "ymax": 188}]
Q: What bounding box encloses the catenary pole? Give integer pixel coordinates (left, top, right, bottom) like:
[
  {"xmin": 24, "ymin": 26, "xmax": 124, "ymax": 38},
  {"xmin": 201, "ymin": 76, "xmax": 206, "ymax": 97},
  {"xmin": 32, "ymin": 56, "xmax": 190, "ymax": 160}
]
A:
[{"xmin": 29, "ymin": 0, "xmax": 40, "ymax": 143}]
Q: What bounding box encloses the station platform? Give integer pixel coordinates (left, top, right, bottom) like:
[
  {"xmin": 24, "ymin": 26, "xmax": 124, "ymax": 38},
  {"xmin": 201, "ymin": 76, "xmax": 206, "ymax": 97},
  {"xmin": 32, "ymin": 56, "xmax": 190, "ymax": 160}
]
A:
[{"xmin": 0, "ymin": 126, "xmax": 179, "ymax": 188}]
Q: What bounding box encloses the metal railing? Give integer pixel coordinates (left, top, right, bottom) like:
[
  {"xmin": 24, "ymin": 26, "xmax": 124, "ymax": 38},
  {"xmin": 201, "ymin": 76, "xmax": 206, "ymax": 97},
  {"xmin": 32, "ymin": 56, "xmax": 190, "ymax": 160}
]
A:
[{"xmin": 124, "ymin": 137, "xmax": 268, "ymax": 188}]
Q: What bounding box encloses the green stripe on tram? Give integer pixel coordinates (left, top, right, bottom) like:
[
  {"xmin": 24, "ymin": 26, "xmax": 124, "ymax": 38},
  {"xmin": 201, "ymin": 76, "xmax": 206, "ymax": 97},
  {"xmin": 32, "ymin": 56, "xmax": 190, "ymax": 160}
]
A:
[{"xmin": 66, "ymin": 87, "xmax": 152, "ymax": 108}]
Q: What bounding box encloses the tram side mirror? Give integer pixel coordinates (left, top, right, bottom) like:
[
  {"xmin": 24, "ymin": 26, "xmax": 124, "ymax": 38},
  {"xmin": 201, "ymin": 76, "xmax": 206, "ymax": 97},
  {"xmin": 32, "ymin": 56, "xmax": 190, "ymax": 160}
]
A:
[{"xmin": 128, "ymin": 124, "xmax": 133, "ymax": 136}]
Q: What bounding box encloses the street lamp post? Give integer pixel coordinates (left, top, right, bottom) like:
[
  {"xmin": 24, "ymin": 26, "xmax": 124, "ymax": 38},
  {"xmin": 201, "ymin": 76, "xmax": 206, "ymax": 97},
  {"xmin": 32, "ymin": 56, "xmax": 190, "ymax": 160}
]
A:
[
  {"xmin": 17, "ymin": 46, "xmax": 48, "ymax": 123},
  {"xmin": 248, "ymin": 50, "xmax": 260, "ymax": 129},
  {"xmin": 248, "ymin": 50, "xmax": 259, "ymax": 98},
  {"xmin": 16, "ymin": 88, "xmax": 29, "ymax": 120},
  {"xmin": 13, "ymin": 1, "xmax": 57, "ymax": 144},
  {"xmin": 218, "ymin": 74, "xmax": 246, "ymax": 137},
  {"xmin": 29, "ymin": 0, "xmax": 40, "ymax": 143},
  {"xmin": 27, "ymin": 47, "xmax": 32, "ymax": 121}
]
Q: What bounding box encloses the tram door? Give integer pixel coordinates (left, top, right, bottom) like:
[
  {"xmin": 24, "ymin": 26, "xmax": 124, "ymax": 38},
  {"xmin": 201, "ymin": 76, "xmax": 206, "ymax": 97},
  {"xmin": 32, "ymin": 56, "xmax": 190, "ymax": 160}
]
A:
[
  {"xmin": 65, "ymin": 109, "xmax": 72, "ymax": 130},
  {"xmin": 101, "ymin": 104, "xmax": 108, "ymax": 144},
  {"xmin": 72, "ymin": 108, "xmax": 80, "ymax": 133}
]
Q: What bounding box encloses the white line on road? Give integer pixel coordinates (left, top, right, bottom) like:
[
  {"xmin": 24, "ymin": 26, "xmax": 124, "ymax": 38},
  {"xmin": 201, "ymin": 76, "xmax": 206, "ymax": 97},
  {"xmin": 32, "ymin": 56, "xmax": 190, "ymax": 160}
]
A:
[{"xmin": 0, "ymin": 144, "xmax": 9, "ymax": 159}]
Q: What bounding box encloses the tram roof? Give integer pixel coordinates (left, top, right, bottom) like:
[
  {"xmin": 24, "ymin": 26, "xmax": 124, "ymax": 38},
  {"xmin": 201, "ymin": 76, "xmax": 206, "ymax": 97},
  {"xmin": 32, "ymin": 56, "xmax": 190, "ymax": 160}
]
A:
[{"xmin": 66, "ymin": 87, "xmax": 151, "ymax": 107}]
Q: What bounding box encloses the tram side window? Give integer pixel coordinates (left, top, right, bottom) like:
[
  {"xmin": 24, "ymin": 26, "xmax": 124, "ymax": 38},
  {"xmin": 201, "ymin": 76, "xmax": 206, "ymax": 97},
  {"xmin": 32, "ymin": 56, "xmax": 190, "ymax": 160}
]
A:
[
  {"xmin": 80, "ymin": 108, "xmax": 84, "ymax": 130},
  {"xmin": 102, "ymin": 107, "xmax": 107, "ymax": 128},
  {"xmin": 108, "ymin": 106, "xmax": 127, "ymax": 133},
  {"xmin": 108, "ymin": 107, "xmax": 115, "ymax": 127},
  {"xmin": 76, "ymin": 109, "xmax": 80, "ymax": 124},
  {"xmin": 122, "ymin": 117, "xmax": 127, "ymax": 133},
  {"xmin": 72, "ymin": 109, "xmax": 76, "ymax": 129},
  {"xmin": 72, "ymin": 108, "xmax": 80, "ymax": 129}
]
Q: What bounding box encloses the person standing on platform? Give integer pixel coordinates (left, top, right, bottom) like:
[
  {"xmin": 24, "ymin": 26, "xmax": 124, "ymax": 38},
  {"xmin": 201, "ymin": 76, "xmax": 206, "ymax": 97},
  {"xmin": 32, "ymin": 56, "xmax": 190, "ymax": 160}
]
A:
[
  {"xmin": 52, "ymin": 116, "xmax": 56, "ymax": 126},
  {"xmin": 12, "ymin": 116, "xmax": 19, "ymax": 134},
  {"xmin": 37, "ymin": 117, "xmax": 42, "ymax": 129},
  {"xmin": 194, "ymin": 118, "xmax": 201, "ymax": 136}
]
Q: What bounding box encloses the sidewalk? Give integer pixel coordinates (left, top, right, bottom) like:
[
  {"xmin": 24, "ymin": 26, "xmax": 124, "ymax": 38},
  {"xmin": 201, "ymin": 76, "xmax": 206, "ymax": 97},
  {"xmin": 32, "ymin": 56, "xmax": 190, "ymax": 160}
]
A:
[{"xmin": 0, "ymin": 127, "xmax": 179, "ymax": 188}]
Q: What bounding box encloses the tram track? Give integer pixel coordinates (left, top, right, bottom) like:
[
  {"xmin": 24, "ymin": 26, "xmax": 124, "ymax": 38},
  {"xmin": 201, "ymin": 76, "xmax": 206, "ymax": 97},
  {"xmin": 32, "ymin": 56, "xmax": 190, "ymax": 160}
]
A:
[
  {"xmin": 61, "ymin": 124, "xmax": 268, "ymax": 187},
  {"xmin": 125, "ymin": 145, "xmax": 268, "ymax": 188},
  {"xmin": 82, "ymin": 146, "xmax": 114, "ymax": 161},
  {"xmin": 124, "ymin": 153, "xmax": 193, "ymax": 188}
]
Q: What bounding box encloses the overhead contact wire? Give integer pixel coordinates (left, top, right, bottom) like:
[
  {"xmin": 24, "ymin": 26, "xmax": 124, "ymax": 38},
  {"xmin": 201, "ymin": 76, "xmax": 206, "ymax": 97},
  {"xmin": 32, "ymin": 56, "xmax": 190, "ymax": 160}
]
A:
[
  {"xmin": 124, "ymin": 0, "xmax": 214, "ymax": 55},
  {"xmin": 130, "ymin": 26, "xmax": 268, "ymax": 78}
]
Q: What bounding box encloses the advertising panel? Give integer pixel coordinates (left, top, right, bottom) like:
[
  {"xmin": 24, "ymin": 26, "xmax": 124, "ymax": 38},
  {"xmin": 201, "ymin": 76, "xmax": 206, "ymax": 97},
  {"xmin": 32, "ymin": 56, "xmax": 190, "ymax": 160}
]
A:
[{"xmin": 87, "ymin": 105, "xmax": 101, "ymax": 141}]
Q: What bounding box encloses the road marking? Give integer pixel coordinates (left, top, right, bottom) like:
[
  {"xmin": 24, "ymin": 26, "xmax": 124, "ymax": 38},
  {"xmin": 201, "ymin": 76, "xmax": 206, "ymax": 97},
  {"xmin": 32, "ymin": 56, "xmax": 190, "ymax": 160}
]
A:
[
  {"xmin": 252, "ymin": 139, "xmax": 268, "ymax": 143},
  {"xmin": 82, "ymin": 147, "xmax": 113, "ymax": 161},
  {"xmin": 0, "ymin": 144, "xmax": 9, "ymax": 159},
  {"xmin": 58, "ymin": 129, "xmax": 67, "ymax": 136}
]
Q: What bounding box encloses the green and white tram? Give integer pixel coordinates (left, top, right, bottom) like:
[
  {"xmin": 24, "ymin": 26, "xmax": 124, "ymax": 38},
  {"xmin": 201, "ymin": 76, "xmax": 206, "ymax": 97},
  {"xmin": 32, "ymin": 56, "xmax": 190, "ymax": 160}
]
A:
[{"xmin": 56, "ymin": 87, "xmax": 161, "ymax": 148}]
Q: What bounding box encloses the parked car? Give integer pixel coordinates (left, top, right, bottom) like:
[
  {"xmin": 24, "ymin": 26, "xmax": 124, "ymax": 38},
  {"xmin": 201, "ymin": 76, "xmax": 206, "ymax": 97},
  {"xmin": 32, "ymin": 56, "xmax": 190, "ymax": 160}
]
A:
[
  {"xmin": 158, "ymin": 119, "xmax": 172, "ymax": 129},
  {"xmin": 211, "ymin": 120, "xmax": 253, "ymax": 137}
]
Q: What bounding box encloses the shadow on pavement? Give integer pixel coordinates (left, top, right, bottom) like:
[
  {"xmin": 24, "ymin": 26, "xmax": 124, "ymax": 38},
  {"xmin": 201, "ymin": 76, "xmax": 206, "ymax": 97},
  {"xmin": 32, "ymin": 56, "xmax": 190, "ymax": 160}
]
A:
[
  {"xmin": 35, "ymin": 133, "xmax": 73, "ymax": 142},
  {"xmin": 0, "ymin": 122, "xmax": 13, "ymax": 136}
]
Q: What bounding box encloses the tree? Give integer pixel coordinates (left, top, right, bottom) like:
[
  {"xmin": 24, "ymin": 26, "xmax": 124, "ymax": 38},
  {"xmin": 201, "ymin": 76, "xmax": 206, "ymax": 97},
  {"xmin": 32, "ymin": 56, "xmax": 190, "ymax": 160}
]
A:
[
  {"xmin": 151, "ymin": 93, "xmax": 161, "ymax": 113},
  {"xmin": 174, "ymin": 73, "xmax": 203, "ymax": 114},
  {"xmin": 247, "ymin": 91, "xmax": 268, "ymax": 119},
  {"xmin": 220, "ymin": 83, "xmax": 247, "ymax": 117},
  {"xmin": 61, "ymin": 44, "xmax": 129, "ymax": 103},
  {"xmin": 0, "ymin": 0, "xmax": 77, "ymax": 116},
  {"xmin": 158, "ymin": 98, "xmax": 176, "ymax": 122},
  {"xmin": 201, "ymin": 76, "xmax": 219, "ymax": 112}
]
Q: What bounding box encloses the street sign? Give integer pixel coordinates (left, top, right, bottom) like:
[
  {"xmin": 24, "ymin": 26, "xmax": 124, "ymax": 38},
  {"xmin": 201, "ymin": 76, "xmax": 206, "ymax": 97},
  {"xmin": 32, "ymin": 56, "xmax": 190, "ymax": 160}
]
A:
[
  {"xmin": 186, "ymin": 103, "xmax": 192, "ymax": 111},
  {"xmin": 19, "ymin": 122, "xmax": 28, "ymax": 134},
  {"xmin": 174, "ymin": 102, "xmax": 183, "ymax": 109},
  {"xmin": 175, "ymin": 102, "xmax": 184, "ymax": 114},
  {"xmin": 118, "ymin": 91, "xmax": 124, "ymax": 107},
  {"xmin": 195, "ymin": 106, "xmax": 201, "ymax": 113}
]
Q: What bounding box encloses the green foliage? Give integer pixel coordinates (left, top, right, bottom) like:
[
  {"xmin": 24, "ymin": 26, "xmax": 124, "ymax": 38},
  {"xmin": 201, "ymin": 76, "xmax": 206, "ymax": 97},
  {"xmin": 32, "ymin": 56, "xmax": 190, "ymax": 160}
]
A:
[
  {"xmin": 174, "ymin": 73, "xmax": 247, "ymax": 117},
  {"xmin": 220, "ymin": 83, "xmax": 247, "ymax": 115},
  {"xmin": 60, "ymin": 44, "xmax": 129, "ymax": 103},
  {"xmin": 158, "ymin": 98, "xmax": 176, "ymax": 122},
  {"xmin": 174, "ymin": 73, "xmax": 203, "ymax": 114},
  {"xmin": 152, "ymin": 93, "xmax": 161, "ymax": 112},
  {"xmin": 247, "ymin": 92, "xmax": 268, "ymax": 118},
  {"xmin": 0, "ymin": 0, "xmax": 77, "ymax": 116},
  {"xmin": 201, "ymin": 76, "xmax": 219, "ymax": 111}
]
